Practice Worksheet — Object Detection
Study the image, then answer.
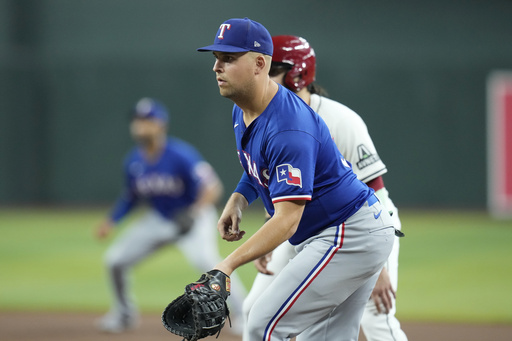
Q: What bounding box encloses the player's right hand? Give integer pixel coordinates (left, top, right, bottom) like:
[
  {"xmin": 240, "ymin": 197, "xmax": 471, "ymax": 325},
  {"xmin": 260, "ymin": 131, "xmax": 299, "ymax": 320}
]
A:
[
  {"xmin": 217, "ymin": 205, "xmax": 246, "ymax": 242},
  {"xmin": 95, "ymin": 220, "xmax": 114, "ymax": 240},
  {"xmin": 217, "ymin": 193, "xmax": 248, "ymax": 242},
  {"xmin": 370, "ymin": 267, "xmax": 395, "ymax": 314},
  {"xmin": 254, "ymin": 252, "xmax": 274, "ymax": 275},
  {"xmin": 217, "ymin": 213, "xmax": 246, "ymax": 242}
]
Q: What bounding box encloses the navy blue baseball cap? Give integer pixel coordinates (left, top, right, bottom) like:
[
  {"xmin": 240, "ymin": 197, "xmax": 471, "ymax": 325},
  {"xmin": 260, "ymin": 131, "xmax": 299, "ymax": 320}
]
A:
[
  {"xmin": 197, "ymin": 17, "xmax": 273, "ymax": 56},
  {"xmin": 132, "ymin": 98, "xmax": 169, "ymax": 123}
]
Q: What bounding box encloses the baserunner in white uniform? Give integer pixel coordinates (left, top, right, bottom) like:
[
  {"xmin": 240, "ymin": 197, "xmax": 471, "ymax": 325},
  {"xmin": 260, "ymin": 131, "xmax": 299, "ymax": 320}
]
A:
[
  {"xmin": 244, "ymin": 35, "xmax": 407, "ymax": 341},
  {"xmin": 242, "ymin": 35, "xmax": 408, "ymax": 341}
]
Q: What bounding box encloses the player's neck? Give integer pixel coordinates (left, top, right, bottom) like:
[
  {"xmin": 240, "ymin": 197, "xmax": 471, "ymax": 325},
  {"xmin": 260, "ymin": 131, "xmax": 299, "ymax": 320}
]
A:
[
  {"xmin": 240, "ymin": 79, "xmax": 278, "ymax": 127},
  {"xmin": 142, "ymin": 135, "xmax": 166, "ymax": 161},
  {"xmin": 296, "ymin": 88, "xmax": 311, "ymax": 106}
]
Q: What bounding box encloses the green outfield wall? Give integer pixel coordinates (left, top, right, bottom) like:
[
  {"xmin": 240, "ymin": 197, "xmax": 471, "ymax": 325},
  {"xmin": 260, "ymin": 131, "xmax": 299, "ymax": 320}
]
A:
[{"xmin": 1, "ymin": 0, "xmax": 512, "ymax": 208}]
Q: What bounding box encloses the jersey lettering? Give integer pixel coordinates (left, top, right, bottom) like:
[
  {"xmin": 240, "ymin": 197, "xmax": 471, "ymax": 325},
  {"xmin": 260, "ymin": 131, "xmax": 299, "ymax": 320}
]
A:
[
  {"xmin": 218, "ymin": 24, "xmax": 231, "ymax": 39},
  {"xmin": 243, "ymin": 151, "xmax": 266, "ymax": 187},
  {"xmin": 261, "ymin": 168, "xmax": 270, "ymax": 187},
  {"xmin": 236, "ymin": 150, "xmax": 242, "ymax": 165},
  {"xmin": 135, "ymin": 174, "xmax": 185, "ymax": 197}
]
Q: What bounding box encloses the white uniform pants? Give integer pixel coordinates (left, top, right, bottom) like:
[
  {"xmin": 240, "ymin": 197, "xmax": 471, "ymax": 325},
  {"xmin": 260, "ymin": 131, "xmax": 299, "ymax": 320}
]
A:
[{"xmin": 360, "ymin": 191, "xmax": 408, "ymax": 341}]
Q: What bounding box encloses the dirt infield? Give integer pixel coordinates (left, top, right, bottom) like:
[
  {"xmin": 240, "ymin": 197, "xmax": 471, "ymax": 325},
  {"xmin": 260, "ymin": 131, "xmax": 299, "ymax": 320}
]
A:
[{"xmin": 1, "ymin": 312, "xmax": 511, "ymax": 341}]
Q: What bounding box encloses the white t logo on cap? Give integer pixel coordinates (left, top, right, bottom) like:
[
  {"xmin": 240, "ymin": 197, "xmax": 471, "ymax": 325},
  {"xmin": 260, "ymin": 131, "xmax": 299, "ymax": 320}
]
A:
[{"xmin": 218, "ymin": 24, "xmax": 231, "ymax": 39}]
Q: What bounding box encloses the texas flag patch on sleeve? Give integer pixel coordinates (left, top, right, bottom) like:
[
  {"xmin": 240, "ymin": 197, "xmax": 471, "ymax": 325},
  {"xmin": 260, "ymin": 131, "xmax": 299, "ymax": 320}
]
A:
[{"xmin": 276, "ymin": 164, "xmax": 302, "ymax": 188}]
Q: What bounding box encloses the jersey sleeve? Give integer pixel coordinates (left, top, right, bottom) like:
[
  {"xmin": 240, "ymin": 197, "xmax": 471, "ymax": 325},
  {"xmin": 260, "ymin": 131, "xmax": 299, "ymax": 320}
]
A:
[
  {"xmin": 177, "ymin": 152, "xmax": 204, "ymax": 202},
  {"xmin": 192, "ymin": 161, "xmax": 218, "ymax": 187},
  {"xmin": 327, "ymin": 107, "xmax": 387, "ymax": 183},
  {"xmin": 234, "ymin": 172, "xmax": 259, "ymax": 204},
  {"xmin": 109, "ymin": 189, "xmax": 138, "ymax": 223},
  {"xmin": 109, "ymin": 159, "xmax": 139, "ymax": 223},
  {"xmin": 266, "ymin": 130, "xmax": 317, "ymax": 204}
]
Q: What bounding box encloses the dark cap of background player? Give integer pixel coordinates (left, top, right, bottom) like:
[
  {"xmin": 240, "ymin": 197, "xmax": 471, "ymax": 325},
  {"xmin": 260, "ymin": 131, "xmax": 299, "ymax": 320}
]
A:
[{"xmin": 197, "ymin": 17, "xmax": 273, "ymax": 56}]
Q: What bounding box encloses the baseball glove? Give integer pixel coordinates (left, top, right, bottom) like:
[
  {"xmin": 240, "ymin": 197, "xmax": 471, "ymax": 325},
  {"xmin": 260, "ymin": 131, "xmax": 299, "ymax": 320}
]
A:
[{"xmin": 161, "ymin": 270, "xmax": 231, "ymax": 341}]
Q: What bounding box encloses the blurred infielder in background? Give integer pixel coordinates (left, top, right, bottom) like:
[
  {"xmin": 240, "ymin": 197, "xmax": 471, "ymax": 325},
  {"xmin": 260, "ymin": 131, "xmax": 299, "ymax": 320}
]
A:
[
  {"xmin": 94, "ymin": 98, "xmax": 247, "ymax": 334},
  {"xmin": 242, "ymin": 35, "xmax": 408, "ymax": 341},
  {"xmin": 197, "ymin": 17, "xmax": 396, "ymax": 340}
]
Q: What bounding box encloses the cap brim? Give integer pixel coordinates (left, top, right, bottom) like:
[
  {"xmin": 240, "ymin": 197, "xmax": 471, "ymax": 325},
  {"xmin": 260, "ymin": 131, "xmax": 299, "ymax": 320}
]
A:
[{"xmin": 197, "ymin": 44, "xmax": 250, "ymax": 53}]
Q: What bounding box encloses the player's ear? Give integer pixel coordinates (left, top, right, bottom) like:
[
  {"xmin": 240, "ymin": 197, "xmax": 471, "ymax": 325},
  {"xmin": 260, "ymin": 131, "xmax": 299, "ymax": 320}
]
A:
[{"xmin": 254, "ymin": 54, "xmax": 269, "ymax": 75}]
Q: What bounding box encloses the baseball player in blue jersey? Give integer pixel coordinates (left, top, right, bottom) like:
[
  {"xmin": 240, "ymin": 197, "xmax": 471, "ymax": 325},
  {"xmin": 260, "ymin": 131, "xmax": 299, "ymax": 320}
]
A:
[
  {"xmin": 94, "ymin": 98, "xmax": 247, "ymax": 334},
  {"xmin": 197, "ymin": 18, "xmax": 396, "ymax": 340},
  {"xmin": 242, "ymin": 35, "xmax": 408, "ymax": 341}
]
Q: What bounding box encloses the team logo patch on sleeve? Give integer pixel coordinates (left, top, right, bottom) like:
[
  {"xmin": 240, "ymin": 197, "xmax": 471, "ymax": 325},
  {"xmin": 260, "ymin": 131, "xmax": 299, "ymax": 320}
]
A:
[
  {"xmin": 276, "ymin": 164, "xmax": 302, "ymax": 188},
  {"xmin": 356, "ymin": 144, "xmax": 381, "ymax": 170}
]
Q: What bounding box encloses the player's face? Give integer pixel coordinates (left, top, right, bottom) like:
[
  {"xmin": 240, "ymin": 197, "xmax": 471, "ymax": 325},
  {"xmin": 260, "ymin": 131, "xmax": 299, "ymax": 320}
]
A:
[
  {"xmin": 212, "ymin": 51, "xmax": 256, "ymax": 100},
  {"xmin": 130, "ymin": 118, "xmax": 166, "ymax": 148}
]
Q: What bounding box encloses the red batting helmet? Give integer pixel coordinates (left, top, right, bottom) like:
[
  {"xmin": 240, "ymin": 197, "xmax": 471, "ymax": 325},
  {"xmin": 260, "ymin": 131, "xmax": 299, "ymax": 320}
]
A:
[{"xmin": 271, "ymin": 35, "xmax": 316, "ymax": 92}]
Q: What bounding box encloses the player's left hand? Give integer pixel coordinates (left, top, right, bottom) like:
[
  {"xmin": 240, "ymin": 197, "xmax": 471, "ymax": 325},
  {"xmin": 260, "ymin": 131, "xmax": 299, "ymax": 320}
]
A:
[
  {"xmin": 370, "ymin": 267, "xmax": 395, "ymax": 314},
  {"xmin": 254, "ymin": 252, "xmax": 274, "ymax": 275},
  {"xmin": 95, "ymin": 220, "xmax": 114, "ymax": 240}
]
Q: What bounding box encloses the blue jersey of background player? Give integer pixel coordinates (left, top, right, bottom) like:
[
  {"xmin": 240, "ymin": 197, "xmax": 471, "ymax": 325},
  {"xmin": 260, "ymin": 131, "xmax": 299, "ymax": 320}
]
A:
[
  {"xmin": 233, "ymin": 84, "xmax": 373, "ymax": 245},
  {"xmin": 109, "ymin": 135, "xmax": 206, "ymax": 223}
]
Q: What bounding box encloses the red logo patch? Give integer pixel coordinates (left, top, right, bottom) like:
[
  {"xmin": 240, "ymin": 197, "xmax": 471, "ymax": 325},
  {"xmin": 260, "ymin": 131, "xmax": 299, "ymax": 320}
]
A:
[
  {"xmin": 189, "ymin": 283, "xmax": 204, "ymax": 291},
  {"xmin": 226, "ymin": 277, "xmax": 231, "ymax": 293}
]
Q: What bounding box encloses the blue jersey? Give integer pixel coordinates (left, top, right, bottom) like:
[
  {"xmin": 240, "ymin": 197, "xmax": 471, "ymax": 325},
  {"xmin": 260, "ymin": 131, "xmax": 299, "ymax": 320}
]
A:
[
  {"xmin": 234, "ymin": 85, "xmax": 373, "ymax": 245},
  {"xmin": 110, "ymin": 137, "xmax": 206, "ymax": 223}
]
